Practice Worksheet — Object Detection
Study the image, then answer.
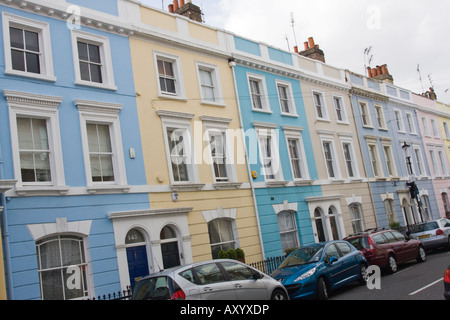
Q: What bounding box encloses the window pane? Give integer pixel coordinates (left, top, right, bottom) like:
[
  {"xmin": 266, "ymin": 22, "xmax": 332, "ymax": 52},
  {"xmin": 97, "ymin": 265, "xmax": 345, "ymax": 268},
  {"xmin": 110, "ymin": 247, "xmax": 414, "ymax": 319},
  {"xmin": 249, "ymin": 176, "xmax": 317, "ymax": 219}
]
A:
[
  {"xmin": 41, "ymin": 270, "xmax": 64, "ymax": 300},
  {"xmin": 89, "ymin": 64, "xmax": 103, "ymax": 83},
  {"xmin": 11, "ymin": 49, "xmax": 25, "ymax": 71},
  {"xmin": 88, "ymin": 44, "xmax": 101, "ymax": 63},
  {"xmin": 79, "ymin": 62, "xmax": 90, "ymax": 81},
  {"xmin": 194, "ymin": 263, "xmax": 226, "ymax": 285},
  {"xmin": 34, "ymin": 152, "xmax": 51, "ymax": 182},
  {"xmin": 61, "ymin": 239, "xmax": 82, "ymax": 267},
  {"xmin": 77, "ymin": 42, "xmax": 88, "ymax": 61},
  {"xmin": 25, "ymin": 30, "xmax": 39, "ymax": 52},
  {"xmin": 96, "ymin": 124, "xmax": 112, "ymax": 153},
  {"xmin": 25, "ymin": 52, "xmax": 41, "ymax": 74},
  {"xmin": 32, "ymin": 119, "xmax": 49, "ymax": 150},
  {"xmin": 99, "ymin": 154, "xmax": 114, "ymax": 181},
  {"xmin": 39, "ymin": 239, "xmax": 61, "ymax": 269},
  {"xmin": 10, "ymin": 27, "xmax": 24, "ymax": 49}
]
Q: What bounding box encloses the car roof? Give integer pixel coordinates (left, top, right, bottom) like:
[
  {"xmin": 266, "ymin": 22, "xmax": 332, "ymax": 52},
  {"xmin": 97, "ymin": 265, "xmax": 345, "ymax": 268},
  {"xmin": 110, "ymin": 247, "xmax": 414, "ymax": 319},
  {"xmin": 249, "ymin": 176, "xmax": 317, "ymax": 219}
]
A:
[{"xmin": 345, "ymin": 227, "xmax": 389, "ymax": 238}]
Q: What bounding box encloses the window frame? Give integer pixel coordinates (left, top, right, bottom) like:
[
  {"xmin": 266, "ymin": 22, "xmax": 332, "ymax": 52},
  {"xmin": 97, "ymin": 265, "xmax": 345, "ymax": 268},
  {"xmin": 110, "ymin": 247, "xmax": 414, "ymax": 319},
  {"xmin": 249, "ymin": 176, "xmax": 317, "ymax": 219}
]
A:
[
  {"xmin": 276, "ymin": 80, "xmax": 297, "ymax": 116},
  {"xmin": 277, "ymin": 210, "xmax": 300, "ymax": 252},
  {"xmin": 2, "ymin": 12, "xmax": 56, "ymax": 82},
  {"xmin": 71, "ymin": 30, "xmax": 116, "ymax": 90},
  {"xmin": 196, "ymin": 61, "xmax": 225, "ymax": 106},
  {"xmin": 312, "ymin": 90, "xmax": 329, "ymax": 120},
  {"xmin": 5, "ymin": 90, "xmax": 65, "ymax": 191},
  {"xmin": 381, "ymin": 142, "xmax": 397, "ymax": 177},
  {"xmin": 367, "ymin": 142, "xmax": 382, "ymax": 178},
  {"xmin": 340, "ymin": 138, "xmax": 360, "ymax": 179},
  {"xmin": 320, "ymin": 136, "xmax": 341, "ymax": 180},
  {"xmin": 247, "ymin": 73, "xmax": 270, "ymax": 112},
  {"xmin": 359, "ymin": 101, "xmax": 372, "ymax": 128},
  {"xmin": 284, "ymin": 128, "xmax": 309, "ymax": 182},
  {"xmin": 333, "ymin": 95, "xmax": 348, "ymax": 123},
  {"xmin": 76, "ymin": 99, "xmax": 128, "ymax": 190},
  {"xmin": 405, "ymin": 112, "xmax": 416, "ymax": 134},
  {"xmin": 374, "ymin": 104, "xmax": 387, "ymax": 130},
  {"xmin": 154, "ymin": 51, "xmax": 186, "ymax": 99},
  {"xmin": 256, "ymin": 127, "xmax": 283, "ymax": 181}
]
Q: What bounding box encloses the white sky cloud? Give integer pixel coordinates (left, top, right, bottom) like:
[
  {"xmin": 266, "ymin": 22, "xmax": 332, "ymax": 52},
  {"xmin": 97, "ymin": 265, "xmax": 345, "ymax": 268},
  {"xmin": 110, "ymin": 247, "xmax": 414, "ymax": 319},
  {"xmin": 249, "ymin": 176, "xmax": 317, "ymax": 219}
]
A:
[{"xmin": 141, "ymin": 0, "xmax": 450, "ymax": 103}]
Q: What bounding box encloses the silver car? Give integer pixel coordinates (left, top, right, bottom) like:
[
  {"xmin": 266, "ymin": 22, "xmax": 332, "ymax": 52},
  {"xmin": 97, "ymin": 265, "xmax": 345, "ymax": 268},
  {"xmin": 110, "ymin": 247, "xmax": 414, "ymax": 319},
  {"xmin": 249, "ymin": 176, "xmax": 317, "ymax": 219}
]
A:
[
  {"xmin": 131, "ymin": 259, "xmax": 288, "ymax": 300},
  {"xmin": 409, "ymin": 218, "xmax": 450, "ymax": 250}
]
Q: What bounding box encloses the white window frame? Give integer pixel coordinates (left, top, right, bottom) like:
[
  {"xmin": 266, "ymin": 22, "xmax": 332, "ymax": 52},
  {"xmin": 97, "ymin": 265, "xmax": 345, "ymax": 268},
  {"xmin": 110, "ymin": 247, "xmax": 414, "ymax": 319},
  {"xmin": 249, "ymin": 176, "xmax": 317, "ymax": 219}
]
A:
[
  {"xmin": 443, "ymin": 122, "xmax": 450, "ymax": 140},
  {"xmin": 405, "ymin": 112, "xmax": 416, "ymax": 134},
  {"xmin": 2, "ymin": 12, "xmax": 56, "ymax": 82},
  {"xmin": 340, "ymin": 137, "xmax": 360, "ymax": 179},
  {"xmin": 247, "ymin": 73, "xmax": 270, "ymax": 112},
  {"xmin": 374, "ymin": 104, "xmax": 387, "ymax": 130},
  {"xmin": 320, "ymin": 135, "xmax": 341, "ymax": 180},
  {"xmin": 76, "ymin": 100, "xmax": 128, "ymax": 191},
  {"xmin": 71, "ymin": 30, "xmax": 116, "ymax": 90},
  {"xmin": 284, "ymin": 128, "xmax": 309, "ymax": 182},
  {"xmin": 5, "ymin": 90, "xmax": 65, "ymax": 192},
  {"xmin": 429, "ymin": 149, "xmax": 440, "ymax": 177},
  {"xmin": 394, "ymin": 109, "xmax": 405, "ymax": 133},
  {"xmin": 381, "ymin": 142, "xmax": 397, "ymax": 177},
  {"xmin": 438, "ymin": 149, "xmax": 448, "ymax": 176},
  {"xmin": 256, "ymin": 127, "xmax": 283, "ymax": 181},
  {"xmin": 196, "ymin": 61, "xmax": 225, "ymax": 106},
  {"xmin": 430, "ymin": 119, "xmax": 439, "ymax": 138},
  {"xmin": 277, "ymin": 210, "xmax": 300, "ymax": 252},
  {"xmin": 422, "ymin": 117, "xmax": 430, "ymax": 136},
  {"xmin": 359, "ymin": 100, "xmax": 372, "ymax": 128},
  {"xmin": 333, "ymin": 95, "xmax": 347, "ymax": 123},
  {"xmin": 312, "ymin": 90, "xmax": 329, "ymax": 120},
  {"xmin": 367, "ymin": 142, "xmax": 382, "ymax": 178},
  {"xmin": 154, "ymin": 51, "xmax": 186, "ymax": 99},
  {"xmin": 158, "ymin": 111, "xmax": 200, "ymax": 185},
  {"xmin": 413, "ymin": 146, "xmax": 426, "ymax": 177},
  {"xmin": 276, "ymin": 80, "xmax": 297, "ymax": 116},
  {"xmin": 202, "ymin": 119, "xmax": 237, "ymax": 183}
]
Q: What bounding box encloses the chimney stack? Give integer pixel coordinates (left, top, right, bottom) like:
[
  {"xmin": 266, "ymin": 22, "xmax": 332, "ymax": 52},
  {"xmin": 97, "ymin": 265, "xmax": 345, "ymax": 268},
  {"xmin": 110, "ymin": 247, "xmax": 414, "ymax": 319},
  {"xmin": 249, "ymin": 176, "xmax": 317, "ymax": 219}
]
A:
[
  {"xmin": 169, "ymin": 0, "xmax": 203, "ymax": 23},
  {"xmin": 367, "ymin": 64, "xmax": 394, "ymax": 84},
  {"xmin": 298, "ymin": 37, "xmax": 325, "ymax": 63}
]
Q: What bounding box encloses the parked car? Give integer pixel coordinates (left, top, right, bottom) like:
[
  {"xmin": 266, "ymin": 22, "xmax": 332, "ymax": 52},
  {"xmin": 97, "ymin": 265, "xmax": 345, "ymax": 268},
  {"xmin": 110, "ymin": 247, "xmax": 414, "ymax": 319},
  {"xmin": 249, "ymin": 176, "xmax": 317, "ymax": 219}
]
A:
[
  {"xmin": 344, "ymin": 228, "xmax": 426, "ymax": 273},
  {"xmin": 444, "ymin": 264, "xmax": 450, "ymax": 300},
  {"xmin": 270, "ymin": 241, "xmax": 368, "ymax": 300},
  {"xmin": 131, "ymin": 259, "xmax": 288, "ymax": 300},
  {"xmin": 408, "ymin": 218, "xmax": 450, "ymax": 251}
]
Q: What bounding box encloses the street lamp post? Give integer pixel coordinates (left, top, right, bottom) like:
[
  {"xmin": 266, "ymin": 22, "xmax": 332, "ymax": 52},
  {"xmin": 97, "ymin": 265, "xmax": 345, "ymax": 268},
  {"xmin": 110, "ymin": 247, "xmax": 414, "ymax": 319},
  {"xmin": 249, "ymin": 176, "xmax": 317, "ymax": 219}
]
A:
[{"xmin": 402, "ymin": 142, "xmax": 424, "ymax": 227}]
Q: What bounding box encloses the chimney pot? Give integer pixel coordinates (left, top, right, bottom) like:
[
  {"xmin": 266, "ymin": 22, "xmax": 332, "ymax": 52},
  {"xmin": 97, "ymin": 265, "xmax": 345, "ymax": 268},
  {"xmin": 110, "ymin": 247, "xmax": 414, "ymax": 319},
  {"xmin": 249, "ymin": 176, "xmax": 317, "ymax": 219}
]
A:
[
  {"xmin": 168, "ymin": 4, "xmax": 174, "ymax": 12},
  {"xmin": 304, "ymin": 41, "xmax": 309, "ymax": 50},
  {"xmin": 173, "ymin": 0, "xmax": 179, "ymax": 11},
  {"xmin": 180, "ymin": 0, "xmax": 185, "ymax": 6},
  {"xmin": 367, "ymin": 67, "xmax": 372, "ymax": 78},
  {"xmin": 371, "ymin": 68, "xmax": 377, "ymax": 78},
  {"xmin": 381, "ymin": 64, "xmax": 388, "ymax": 75},
  {"xmin": 294, "ymin": 46, "xmax": 299, "ymax": 53},
  {"xmin": 308, "ymin": 37, "xmax": 315, "ymax": 48},
  {"xmin": 376, "ymin": 65, "xmax": 382, "ymax": 76}
]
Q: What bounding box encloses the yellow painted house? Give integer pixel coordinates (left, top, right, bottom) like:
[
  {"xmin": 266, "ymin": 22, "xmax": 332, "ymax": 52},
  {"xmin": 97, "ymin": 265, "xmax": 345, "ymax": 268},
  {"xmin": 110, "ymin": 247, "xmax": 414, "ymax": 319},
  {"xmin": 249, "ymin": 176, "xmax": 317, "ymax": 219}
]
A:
[{"xmin": 116, "ymin": 1, "xmax": 263, "ymax": 283}]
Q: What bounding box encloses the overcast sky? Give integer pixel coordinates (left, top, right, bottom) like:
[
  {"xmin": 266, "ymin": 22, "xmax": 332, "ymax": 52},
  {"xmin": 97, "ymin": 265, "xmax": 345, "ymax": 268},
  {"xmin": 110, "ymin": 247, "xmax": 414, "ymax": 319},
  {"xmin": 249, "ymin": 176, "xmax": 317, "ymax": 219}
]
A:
[{"xmin": 140, "ymin": 0, "xmax": 450, "ymax": 104}]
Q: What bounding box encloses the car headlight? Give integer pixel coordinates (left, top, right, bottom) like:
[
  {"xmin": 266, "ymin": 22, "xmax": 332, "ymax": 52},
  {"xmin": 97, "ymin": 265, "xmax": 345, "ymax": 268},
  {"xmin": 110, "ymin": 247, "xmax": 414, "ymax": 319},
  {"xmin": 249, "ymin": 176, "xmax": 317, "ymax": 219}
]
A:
[{"xmin": 294, "ymin": 267, "xmax": 316, "ymax": 282}]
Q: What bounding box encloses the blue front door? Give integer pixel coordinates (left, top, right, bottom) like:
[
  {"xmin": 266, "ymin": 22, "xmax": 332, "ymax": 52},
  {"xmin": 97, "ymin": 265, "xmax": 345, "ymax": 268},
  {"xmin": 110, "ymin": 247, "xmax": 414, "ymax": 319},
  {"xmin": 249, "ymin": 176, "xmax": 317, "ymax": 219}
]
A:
[{"xmin": 127, "ymin": 245, "xmax": 149, "ymax": 287}]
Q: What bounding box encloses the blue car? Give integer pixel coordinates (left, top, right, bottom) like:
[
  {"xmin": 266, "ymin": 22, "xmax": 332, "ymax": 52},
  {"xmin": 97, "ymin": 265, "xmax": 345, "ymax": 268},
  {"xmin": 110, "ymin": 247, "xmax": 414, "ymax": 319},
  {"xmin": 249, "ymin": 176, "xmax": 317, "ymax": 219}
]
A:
[{"xmin": 271, "ymin": 241, "xmax": 368, "ymax": 300}]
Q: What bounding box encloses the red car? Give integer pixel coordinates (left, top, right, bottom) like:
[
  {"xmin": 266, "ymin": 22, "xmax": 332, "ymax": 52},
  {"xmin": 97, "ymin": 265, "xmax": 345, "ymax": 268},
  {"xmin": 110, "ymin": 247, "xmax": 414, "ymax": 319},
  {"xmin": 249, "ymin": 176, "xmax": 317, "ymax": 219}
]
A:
[{"xmin": 344, "ymin": 228, "xmax": 427, "ymax": 273}]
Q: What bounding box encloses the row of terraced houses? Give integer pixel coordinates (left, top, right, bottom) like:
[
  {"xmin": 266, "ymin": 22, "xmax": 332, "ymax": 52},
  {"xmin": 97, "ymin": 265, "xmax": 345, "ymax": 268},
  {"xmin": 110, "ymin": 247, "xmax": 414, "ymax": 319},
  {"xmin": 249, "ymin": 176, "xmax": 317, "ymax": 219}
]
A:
[{"xmin": 0, "ymin": 0, "xmax": 449, "ymax": 300}]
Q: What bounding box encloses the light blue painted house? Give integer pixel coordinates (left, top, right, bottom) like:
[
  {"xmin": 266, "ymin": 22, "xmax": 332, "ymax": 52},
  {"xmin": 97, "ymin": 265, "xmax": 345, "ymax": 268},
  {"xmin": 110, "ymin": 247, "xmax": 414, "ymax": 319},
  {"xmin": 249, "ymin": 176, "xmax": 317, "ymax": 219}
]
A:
[
  {"xmin": 0, "ymin": 1, "xmax": 150, "ymax": 299},
  {"xmin": 346, "ymin": 69, "xmax": 439, "ymax": 230},
  {"xmin": 231, "ymin": 36, "xmax": 321, "ymax": 258}
]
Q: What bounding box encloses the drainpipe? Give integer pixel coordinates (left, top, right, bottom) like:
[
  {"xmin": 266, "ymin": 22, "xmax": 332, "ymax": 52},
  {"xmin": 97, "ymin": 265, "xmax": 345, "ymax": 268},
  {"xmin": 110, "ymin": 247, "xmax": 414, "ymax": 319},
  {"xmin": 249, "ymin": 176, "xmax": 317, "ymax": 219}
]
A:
[
  {"xmin": 229, "ymin": 58, "xmax": 266, "ymax": 260},
  {"xmin": 0, "ymin": 143, "xmax": 14, "ymax": 300}
]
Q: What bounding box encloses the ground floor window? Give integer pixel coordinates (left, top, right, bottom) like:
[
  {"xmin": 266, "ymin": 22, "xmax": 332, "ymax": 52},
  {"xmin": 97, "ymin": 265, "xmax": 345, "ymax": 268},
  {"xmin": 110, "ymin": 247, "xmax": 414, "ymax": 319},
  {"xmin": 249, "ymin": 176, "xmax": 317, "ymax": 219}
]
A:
[
  {"xmin": 36, "ymin": 235, "xmax": 88, "ymax": 300},
  {"xmin": 277, "ymin": 211, "xmax": 299, "ymax": 252},
  {"xmin": 208, "ymin": 218, "xmax": 236, "ymax": 258}
]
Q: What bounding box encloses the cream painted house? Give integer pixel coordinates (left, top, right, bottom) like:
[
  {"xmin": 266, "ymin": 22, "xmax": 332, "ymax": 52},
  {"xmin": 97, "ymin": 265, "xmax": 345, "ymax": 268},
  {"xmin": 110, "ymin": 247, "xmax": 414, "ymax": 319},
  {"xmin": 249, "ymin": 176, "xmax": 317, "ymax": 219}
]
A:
[
  {"xmin": 116, "ymin": 2, "xmax": 263, "ymax": 285},
  {"xmin": 297, "ymin": 56, "xmax": 378, "ymax": 238}
]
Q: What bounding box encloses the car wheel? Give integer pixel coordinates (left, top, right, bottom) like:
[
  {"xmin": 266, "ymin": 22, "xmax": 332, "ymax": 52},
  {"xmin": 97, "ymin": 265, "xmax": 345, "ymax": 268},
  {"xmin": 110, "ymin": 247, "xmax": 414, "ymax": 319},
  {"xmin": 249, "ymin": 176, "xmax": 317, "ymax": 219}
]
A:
[
  {"xmin": 387, "ymin": 255, "xmax": 398, "ymax": 273},
  {"xmin": 316, "ymin": 277, "xmax": 328, "ymax": 300},
  {"xmin": 271, "ymin": 288, "xmax": 288, "ymax": 300},
  {"xmin": 416, "ymin": 245, "xmax": 427, "ymax": 262}
]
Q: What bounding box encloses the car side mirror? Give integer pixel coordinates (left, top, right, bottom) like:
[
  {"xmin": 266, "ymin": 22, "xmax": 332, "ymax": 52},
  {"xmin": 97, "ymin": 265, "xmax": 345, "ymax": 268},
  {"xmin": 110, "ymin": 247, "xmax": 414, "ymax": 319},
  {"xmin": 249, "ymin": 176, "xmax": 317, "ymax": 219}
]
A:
[
  {"xmin": 326, "ymin": 256, "xmax": 338, "ymax": 265},
  {"xmin": 253, "ymin": 272, "xmax": 263, "ymax": 280}
]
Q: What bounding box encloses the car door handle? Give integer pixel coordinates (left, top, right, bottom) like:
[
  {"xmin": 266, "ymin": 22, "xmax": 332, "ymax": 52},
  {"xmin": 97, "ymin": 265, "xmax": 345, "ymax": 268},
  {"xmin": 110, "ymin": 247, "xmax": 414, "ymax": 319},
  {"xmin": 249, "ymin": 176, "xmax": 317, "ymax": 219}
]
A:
[
  {"xmin": 234, "ymin": 284, "xmax": 243, "ymax": 288},
  {"xmin": 203, "ymin": 287, "xmax": 213, "ymax": 292}
]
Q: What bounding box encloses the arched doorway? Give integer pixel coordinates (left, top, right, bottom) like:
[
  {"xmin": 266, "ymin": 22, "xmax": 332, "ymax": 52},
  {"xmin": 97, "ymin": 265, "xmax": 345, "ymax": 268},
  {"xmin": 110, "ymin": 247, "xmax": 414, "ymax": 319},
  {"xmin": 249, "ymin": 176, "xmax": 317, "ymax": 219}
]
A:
[
  {"xmin": 160, "ymin": 225, "xmax": 181, "ymax": 269},
  {"xmin": 314, "ymin": 208, "xmax": 326, "ymax": 242},
  {"xmin": 125, "ymin": 228, "xmax": 149, "ymax": 287},
  {"xmin": 328, "ymin": 206, "xmax": 340, "ymax": 240}
]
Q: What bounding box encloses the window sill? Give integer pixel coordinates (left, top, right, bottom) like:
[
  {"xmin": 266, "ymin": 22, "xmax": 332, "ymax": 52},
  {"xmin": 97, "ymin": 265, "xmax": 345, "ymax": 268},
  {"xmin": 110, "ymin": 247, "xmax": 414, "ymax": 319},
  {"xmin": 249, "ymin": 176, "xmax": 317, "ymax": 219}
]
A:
[
  {"xmin": 170, "ymin": 183, "xmax": 205, "ymax": 191},
  {"xmin": 14, "ymin": 185, "xmax": 70, "ymax": 197},
  {"xmin": 201, "ymin": 101, "xmax": 227, "ymax": 108},
  {"xmin": 86, "ymin": 185, "xmax": 131, "ymax": 194},
  {"xmin": 213, "ymin": 182, "xmax": 242, "ymax": 190},
  {"xmin": 265, "ymin": 180, "xmax": 288, "ymax": 187},
  {"xmin": 5, "ymin": 69, "xmax": 56, "ymax": 82},
  {"xmin": 293, "ymin": 179, "xmax": 314, "ymax": 186},
  {"xmin": 75, "ymin": 80, "xmax": 117, "ymax": 91},
  {"xmin": 280, "ymin": 112, "xmax": 298, "ymax": 118}
]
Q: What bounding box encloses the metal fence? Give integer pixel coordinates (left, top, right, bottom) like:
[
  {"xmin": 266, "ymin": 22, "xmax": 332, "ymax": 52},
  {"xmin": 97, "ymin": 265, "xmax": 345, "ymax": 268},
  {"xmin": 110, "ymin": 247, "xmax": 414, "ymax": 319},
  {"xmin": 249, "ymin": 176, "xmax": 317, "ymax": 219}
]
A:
[
  {"xmin": 249, "ymin": 255, "xmax": 286, "ymax": 275},
  {"xmin": 86, "ymin": 286, "xmax": 132, "ymax": 300}
]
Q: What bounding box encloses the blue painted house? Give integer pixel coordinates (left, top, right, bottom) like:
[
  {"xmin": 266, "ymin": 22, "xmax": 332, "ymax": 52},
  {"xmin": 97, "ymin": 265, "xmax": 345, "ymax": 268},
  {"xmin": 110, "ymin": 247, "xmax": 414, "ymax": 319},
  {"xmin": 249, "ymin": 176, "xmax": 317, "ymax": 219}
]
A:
[
  {"xmin": 0, "ymin": 1, "xmax": 150, "ymax": 299},
  {"xmin": 346, "ymin": 69, "xmax": 438, "ymax": 230},
  {"xmin": 231, "ymin": 36, "xmax": 321, "ymax": 258}
]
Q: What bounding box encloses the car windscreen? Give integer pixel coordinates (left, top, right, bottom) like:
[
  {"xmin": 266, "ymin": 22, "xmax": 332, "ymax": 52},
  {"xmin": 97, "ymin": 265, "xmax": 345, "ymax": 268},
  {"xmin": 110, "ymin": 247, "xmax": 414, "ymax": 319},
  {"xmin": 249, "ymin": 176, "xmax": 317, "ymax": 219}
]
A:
[
  {"xmin": 132, "ymin": 276, "xmax": 177, "ymax": 300},
  {"xmin": 411, "ymin": 222, "xmax": 439, "ymax": 233},
  {"xmin": 278, "ymin": 244, "xmax": 324, "ymax": 269}
]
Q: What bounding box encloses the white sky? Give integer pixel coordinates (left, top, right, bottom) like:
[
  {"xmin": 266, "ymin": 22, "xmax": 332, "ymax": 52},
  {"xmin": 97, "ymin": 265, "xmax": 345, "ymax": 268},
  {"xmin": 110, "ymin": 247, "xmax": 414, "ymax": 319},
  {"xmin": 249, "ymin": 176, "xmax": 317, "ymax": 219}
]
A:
[{"xmin": 140, "ymin": 0, "xmax": 450, "ymax": 103}]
